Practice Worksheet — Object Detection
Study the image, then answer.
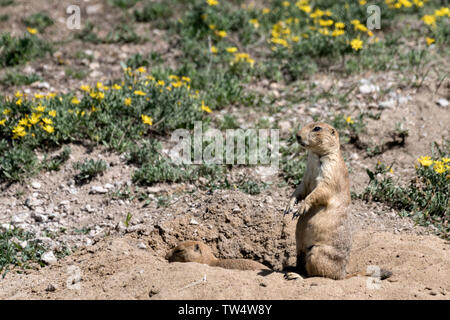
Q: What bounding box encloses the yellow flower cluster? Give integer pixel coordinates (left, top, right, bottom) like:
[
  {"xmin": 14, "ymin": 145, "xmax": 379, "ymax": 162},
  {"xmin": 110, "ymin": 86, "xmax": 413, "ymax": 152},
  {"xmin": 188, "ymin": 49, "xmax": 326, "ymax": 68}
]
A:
[
  {"xmin": 10, "ymin": 103, "xmax": 56, "ymax": 139},
  {"xmin": 417, "ymin": 156, "xmax": 450, "ymax": 174},
  {"xmin": 232, "ymin": 52, "xmax": 255, "ymax": 67},
  {"xmin": 421, "ymin": 7, "xmax": 449, "ymax": 27}
]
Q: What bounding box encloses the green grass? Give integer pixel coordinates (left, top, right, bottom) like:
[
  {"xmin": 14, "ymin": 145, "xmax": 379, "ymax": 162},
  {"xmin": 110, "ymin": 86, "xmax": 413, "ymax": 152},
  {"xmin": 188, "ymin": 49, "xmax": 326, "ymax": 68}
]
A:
[
  {"xmin": 74, "ymin": 159, "xmax": 108, "ymax": 185},
  {"xmin": 0, "ymin": 226, "xmax": 47, "ymax": 277},
  {"xmin": 0, "ymin": 71, "xmax": 42, "ymax": 86},
  {"xmin": 22, "ymin": 12, "xmax": 54, "ymax": 32},
  {"xmin": 0, "ymin": 32, "xmax": 52, "ymax": 67}
]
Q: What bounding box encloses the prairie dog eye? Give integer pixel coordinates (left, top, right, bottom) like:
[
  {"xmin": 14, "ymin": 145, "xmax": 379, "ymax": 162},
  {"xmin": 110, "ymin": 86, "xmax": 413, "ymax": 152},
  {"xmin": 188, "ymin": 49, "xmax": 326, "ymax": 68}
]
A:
[{"xmin": 313, "ymin": 126, "xmax": 321, "ymax": 132}]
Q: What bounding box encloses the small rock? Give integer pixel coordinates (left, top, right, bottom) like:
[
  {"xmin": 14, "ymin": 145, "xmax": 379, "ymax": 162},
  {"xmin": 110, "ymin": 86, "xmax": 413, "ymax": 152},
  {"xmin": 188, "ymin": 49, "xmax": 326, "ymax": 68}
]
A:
[
  {"xmin": 25, "ymin": 197, "xmax": 44, "ymax": 209},
  {"xmin": 137, "ymin": 242, "xmax": 147, "ymax": 249},
  {"xmin": 359, "ymin": 82, "xmax": 379, "ymax": 94},
  {"xmin": 284, "ymin": 272, "xmax": 303, "ymax": 280},
  {"xmin": 90, "ymin": 186, "xmax": 108, "ymax": 194},
  {"xmin": 31, "ymin": 81, "xmax": 50, "ymax": 89},
  {"xmin": 379, "ymin": 99, "xmax": 395, "ymax": 109},
  {"xmin": 189, "ymin": 218, "xmax": 199, "ymax": 225},
  {"xmin": 104, "ymin": 183, "xmax": 114, "ymax": 190},
  {"xmin": 41, "ymin": 251, "xmax": 57, "ymax": 265},
  {"xmin": 232, "ymin": 207, "xmax": 241, "ymax": 214},
  {"xmin": 31, "ymin": 181, "xmax": 41, "ymax": 189},
  {"xmin": 85, "ymin": 204, "xmax": 95, "ymax": 213},
  {"xmin": 86, "ymin": 4, "xmax": 103, "ymax": 15},
  {"xmin": 437, "ymin": 98, "xmax": 449, "ymax": 108}
]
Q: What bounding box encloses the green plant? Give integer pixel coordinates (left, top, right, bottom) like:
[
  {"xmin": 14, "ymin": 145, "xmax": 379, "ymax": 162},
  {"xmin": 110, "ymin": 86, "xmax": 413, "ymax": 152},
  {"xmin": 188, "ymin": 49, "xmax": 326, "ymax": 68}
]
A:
[
  {"xmin": 124, "ymin": 212, "xmax": 133, "ymax": 227},
  {"xmin": 22, "ymin": 12, "xmax": 54, "ymax": 32},
  {"xmin": 0, "ymin": 226, "xmax": 47, "ymax": 277},
  {"xmin": 0, "ymin": 71, "xmax": 41, "ymax": 86},
  {"xmin": 109, "ymin": 0, "xmax": 140, "ymax": 9},
  {"xmin": 360, "ymin": 154, "xmax": 449, "ymax": 239},
  {"xmin": 73, "ymin": 159, "xmax": 108, "ymax": 184},
  {"xmin": 0, "ymin": 32, "xmax": 52, "ymax": 67},
  {"xmin": 43, "ymin": 146, "xmax": 71, "ymax": 171},
  {"xmin": 134, "ymin": 2, "xmax": 173, "ymax": 22}
]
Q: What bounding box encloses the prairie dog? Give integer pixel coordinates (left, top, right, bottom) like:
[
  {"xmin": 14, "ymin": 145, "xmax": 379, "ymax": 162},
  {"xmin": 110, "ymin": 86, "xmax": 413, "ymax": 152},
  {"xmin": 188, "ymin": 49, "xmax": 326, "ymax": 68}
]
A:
[
  {"xmin": 284, "ymin": 122, "xmax": 352, "ymax": 280},
  {"xmin": 166, "ymin": 241, "xmax": 269, "ymax": 271}
]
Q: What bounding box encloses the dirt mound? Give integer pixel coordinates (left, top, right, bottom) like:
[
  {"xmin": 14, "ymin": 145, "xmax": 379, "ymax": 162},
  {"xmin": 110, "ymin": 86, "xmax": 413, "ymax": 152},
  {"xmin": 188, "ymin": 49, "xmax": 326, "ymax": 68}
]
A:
[
  {"xmin": 1, "ymin": 229, "xmax": 448, "ymax": 300},
  {"xmin": 1, "ymin": 192, "xmax": 448, "ymax": 299}
]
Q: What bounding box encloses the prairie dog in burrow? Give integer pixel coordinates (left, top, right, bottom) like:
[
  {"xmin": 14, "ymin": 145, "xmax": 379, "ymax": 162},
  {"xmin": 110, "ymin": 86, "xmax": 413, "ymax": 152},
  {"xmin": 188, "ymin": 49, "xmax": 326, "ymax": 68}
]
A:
[{"xmin": 166, "ymin": 241, "xmax": 269, "ymax": 271}]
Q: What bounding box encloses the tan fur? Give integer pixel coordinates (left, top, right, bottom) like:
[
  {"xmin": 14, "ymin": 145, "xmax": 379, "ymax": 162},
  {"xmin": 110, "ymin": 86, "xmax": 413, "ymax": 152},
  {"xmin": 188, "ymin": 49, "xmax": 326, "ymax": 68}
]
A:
[
  {"xmin": 166, "ymin": 241, "xmax": 269, "ymax": 271},
  {"xmin": 284, "ymin": 122, "xmax": 351, "ymax": 280}
]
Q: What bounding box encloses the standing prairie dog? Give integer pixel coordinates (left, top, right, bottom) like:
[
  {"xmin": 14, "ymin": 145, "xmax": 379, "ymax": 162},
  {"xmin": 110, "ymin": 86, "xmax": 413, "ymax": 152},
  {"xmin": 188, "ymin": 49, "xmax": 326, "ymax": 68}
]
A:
[
  {"xmin": 166, "ymin": 241, "xmax": 269, "ymax": 271},
  {"xmin": 284, "ymin": 122, "xmax": 352, "ymax": 280}
]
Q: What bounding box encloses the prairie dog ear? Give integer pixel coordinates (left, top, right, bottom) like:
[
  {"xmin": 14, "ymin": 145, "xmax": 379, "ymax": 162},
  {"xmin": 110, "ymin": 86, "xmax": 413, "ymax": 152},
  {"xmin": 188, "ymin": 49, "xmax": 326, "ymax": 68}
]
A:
[
  {"xmin": 194, "ymin": 243, "xmax": 200, "ymax": 252},
  {"xmin": 331, "ymin": 128, "xmax": 335, "ymax": 135}
]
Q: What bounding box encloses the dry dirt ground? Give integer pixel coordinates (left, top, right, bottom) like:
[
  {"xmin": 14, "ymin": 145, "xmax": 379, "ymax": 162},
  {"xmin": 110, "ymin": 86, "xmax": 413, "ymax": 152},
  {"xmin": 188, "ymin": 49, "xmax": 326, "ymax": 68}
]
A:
[{"xmin": 0, "ymin": 0, "xmax": 449, "ymax": 299}]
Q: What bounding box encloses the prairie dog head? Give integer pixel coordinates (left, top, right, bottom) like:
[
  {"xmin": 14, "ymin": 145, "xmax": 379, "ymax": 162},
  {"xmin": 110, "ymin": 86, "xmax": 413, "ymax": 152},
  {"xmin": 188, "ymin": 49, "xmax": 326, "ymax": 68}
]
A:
[
  {"xmin": 166, "ymin": 241, "xmax": 214, "ymax": 264},
  {"xmin": 296, "ymin": 122, "xmax": 340, "ymax": 156}
]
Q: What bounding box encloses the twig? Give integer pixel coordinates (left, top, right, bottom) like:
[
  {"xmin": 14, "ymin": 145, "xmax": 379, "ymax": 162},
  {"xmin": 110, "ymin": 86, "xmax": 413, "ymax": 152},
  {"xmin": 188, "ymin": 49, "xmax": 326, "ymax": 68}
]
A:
[{"xmin": 179, "ymin": 274, "xmax": 207, "ymax": 291}]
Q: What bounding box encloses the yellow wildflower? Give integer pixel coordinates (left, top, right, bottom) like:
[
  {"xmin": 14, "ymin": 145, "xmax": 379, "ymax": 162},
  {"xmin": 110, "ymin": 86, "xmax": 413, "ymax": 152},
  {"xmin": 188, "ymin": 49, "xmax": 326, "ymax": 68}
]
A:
[
  {"xmin": 345, "ymin": 116, "xmax": 354, "ymax": 124},
  {"xmin": 206, "ymin": 0, "xmax": 218, "ymax": 6},
  {"xmin": 34, "ymin": 105, "xmax": 45, "ymax": 113},
  {"xmin": 426, "ymin": 37, "xmax": 435, "ymax": 45},
  {"xmin": 48, "ymin": 110, "xmax": 56, "ymax": 117},
  {"xmin": 433, "ymin": 161, "xmax": 445, "ymax": 174},
  {"xmin": 249, "ymin": 19, "xmax": 259, "ymax": 29},
  {"xmin": 319, "ymin": 19, "xmax": 333, "ymax": 27},
  {"xmin": 134, "ymin": 90, "xmax": 146, "ymax": 96},
  {"xmin": 136, "ymin": 67, "xmax": 146, "ymax": 73},
  {"xmin": 226, "ymin": 47, "xmax": 238, "ymax": 53},
  {"xmin": 332, "ymin": 29, "xmax": 345, "ymax": 37},
  {"xmin": 124, "ymin": 97, "xmax": 132, "ymax": 106},
  {"xmin": 417, "ymin": 156, "xmax": 433, "ymax": 167},
  {"xmin": 18, "ymin": 118, "xmax": 28, "ymax": 126},
  {"xmin": 27, "ymin": 27, "xmax": 38, "ymax": 35},
  {"xmin": 141, "ymin": 114, "xmax": 153, "ymax": 126},
  {"xmin": 42, "ymin": 125, "xmax": 54, "ymax": 133},
  {"xmin": 0, "ymin": 119, "xmax": 6, "ymax": 126},
  {"xmin": 41, "ymin": 117, "xmax": 52, "ymax": 125},
  {"xmin": 12, "ymin": 125, "xmax": 27, "ymax": 138},
  {"xmin": 434, "ymin": 7, "xmax": 449, "ymax": 17},
  {"xmin": 28, "ymin": 113, "xmax": 41, "ymax": 125},
  {"xmin": 201, "ymin": 100, "xmax": 212, "ymax": 113},
  {"xmin": 71, "ymin": 97, "xmax": 81, "ymax": 105},
  {"xmin": 210, "ymin": 46, "xmax": 218, "ymax": 54},
  {"xmin": 181, "ymin": 76, "xmax": 191, "ymax": 83},
  {"xmin": 422, "ymin": 15, "xmax": 436, "ymax": 26},
  {"xmin": 80, "ymin": 85, "xmax": 91, "ymax": 92},
  {"xmin": 335, "ymin": 22, "xmax": 345, "ymax": 29},
  {"xmin": 215, "ymin": 30, "xmax": 227, "ymax": 38},
  {"xmin": 112, "ymin": 84, "xmax": 122, "ymax": 90},
  {"xmin": 262, "ymin": 8, "xmax": 270, "ymax": 14},
  {"xmin": 2, "ymin": 108, "xmax": 11, "ymax": 115},
  {"xmin": 350, "ymin": 38, "xmax": 363, "ymax": 51}
]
